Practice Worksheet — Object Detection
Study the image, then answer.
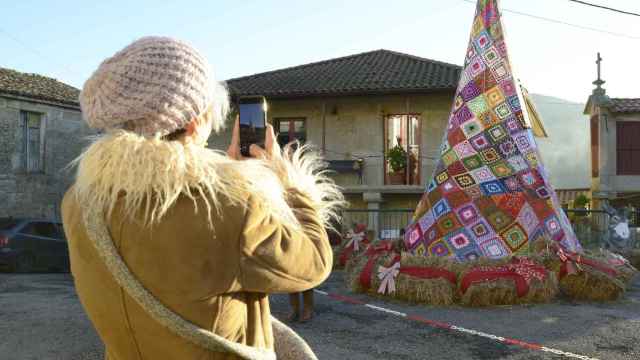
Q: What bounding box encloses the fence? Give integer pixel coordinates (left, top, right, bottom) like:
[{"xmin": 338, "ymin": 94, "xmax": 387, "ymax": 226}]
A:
[
  {"xmin": 340, "ymin": 209, "xmax": 414, "ymax": 240},
  {"xmin": 339, "ymin": 208, "xmax": 639, "ymax": 250},
  {"xmin": 629, "ymin": 209, "xmax": 640, "ymax": 227},
  {"xmin": 563, "ymin": 209, "xmax": 610, "ymax": 249}
]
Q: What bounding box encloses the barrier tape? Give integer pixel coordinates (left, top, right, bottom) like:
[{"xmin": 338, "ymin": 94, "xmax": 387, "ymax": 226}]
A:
[{"xmin": 313, "ymin": 289, "xmax": 599, "ymax": 360}]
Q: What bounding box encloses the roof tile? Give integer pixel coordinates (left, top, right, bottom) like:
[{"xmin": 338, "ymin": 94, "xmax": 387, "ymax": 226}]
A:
[
  {"xmin": 609, "ymin": 98, "xmax": 640, "ymax": 113},
  {"xmin": 0, "ymin": 67, "xmax": 80, "ymax": 107},
  {"xmin": 226, "ymin": 49, "xmax": 462, "ymax": 98}
]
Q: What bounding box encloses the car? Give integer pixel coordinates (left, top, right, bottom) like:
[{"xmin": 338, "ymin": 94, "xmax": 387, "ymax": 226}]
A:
[{"xmin": 0, "ymin": 218, "xmax": 69, "ymax": 273}]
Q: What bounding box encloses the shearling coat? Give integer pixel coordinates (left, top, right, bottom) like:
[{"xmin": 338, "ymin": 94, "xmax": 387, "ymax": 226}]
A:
[{"xmin": 61, "ymin": 131, "xmax": 342, "ymax": 360}]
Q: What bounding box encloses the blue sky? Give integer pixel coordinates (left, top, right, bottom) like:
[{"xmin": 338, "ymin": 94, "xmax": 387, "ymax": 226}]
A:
[{"xmin": 2, "ymin": 0, "xmax": 639, "ymax": 103}]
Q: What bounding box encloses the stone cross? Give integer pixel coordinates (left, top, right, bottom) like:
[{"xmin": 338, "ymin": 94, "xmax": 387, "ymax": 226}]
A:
[{"xmin": 593, "ymin": 52, "xmax": 605, "ymax": 89}]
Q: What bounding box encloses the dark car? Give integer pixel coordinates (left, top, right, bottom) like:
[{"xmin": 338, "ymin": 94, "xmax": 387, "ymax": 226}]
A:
[{"xmin": 0, "ymin": 218, "xmax": 69, "ymax": 273}]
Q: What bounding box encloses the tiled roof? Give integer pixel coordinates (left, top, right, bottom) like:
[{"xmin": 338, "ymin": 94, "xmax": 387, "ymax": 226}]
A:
[
  {"xmin": 0, "ymin": 67, "xmax": 80, "ymax": 107},
  {"xmin": 226, "ymin": 49, "xmax": 462, "ymax": 98},
  {"xmin": 609, "ymin": 98, "xmax": 640, "ymax": 113}
]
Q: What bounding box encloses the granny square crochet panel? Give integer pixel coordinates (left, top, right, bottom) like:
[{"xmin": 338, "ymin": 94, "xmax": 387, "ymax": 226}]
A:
[{"xmin": 404, "ymin": 0, "xmax": 581, "ymax": 260}]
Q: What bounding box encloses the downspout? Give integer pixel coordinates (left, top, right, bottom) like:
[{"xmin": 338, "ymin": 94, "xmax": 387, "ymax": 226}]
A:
[
  {"xmin": 405, "ymin": 97, "xmax": 410, "ymax": 185},
  {"xmin": 322, "ymin": 101, "xmax": 326, "ymax": 155}
]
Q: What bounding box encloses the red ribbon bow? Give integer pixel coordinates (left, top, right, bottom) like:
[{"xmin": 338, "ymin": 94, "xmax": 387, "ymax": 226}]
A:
[
  {"xmin": 338, "ymin": 230, "xmax": 369, "ymax": 266},
  {"xmin": 552, "ymin": 244, "xmax": 618, "ymax": 279},
  {"xmin": 361, "ymin": 251, "xmax": 459, "ymax": 292},
  {"xmin": 359, "ymin": 241, "xmax": 397, "ymax": 290}
]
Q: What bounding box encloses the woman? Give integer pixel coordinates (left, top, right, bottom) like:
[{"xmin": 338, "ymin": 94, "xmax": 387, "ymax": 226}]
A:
[
  {"xmin": 62, "ymin": 36, "xmax": 343, "ymax": 359},
  {"xmin": 287, "ymin": 290, "xmax": 315, "ymax": 322}
]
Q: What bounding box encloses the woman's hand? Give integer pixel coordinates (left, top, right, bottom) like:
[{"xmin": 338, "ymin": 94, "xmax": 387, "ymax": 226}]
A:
[{"xmin": 226, "ymin": 116, "xmax": 280, "ymax": 160}]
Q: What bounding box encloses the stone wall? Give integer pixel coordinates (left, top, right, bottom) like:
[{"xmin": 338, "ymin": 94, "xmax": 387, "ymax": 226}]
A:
[{"xmin": 0, "ymin": 96, "xmax": 94, "ymax": 221}]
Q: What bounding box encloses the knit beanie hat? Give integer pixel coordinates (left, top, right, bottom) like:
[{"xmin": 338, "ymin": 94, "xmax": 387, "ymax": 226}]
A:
[{"xmin": 79, "ymin": 36, "xmax": 229, "ymax": 138}]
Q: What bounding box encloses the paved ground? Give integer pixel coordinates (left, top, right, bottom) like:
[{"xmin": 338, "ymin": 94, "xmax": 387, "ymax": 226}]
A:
[{"xmin": 1, "ymin": 271, "xmax": 639, "ymax": 360}]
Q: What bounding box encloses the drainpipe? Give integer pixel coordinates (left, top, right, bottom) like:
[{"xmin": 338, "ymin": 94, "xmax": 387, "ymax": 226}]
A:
[
  {"xmin": 405, "ymin": 97, "xmax": 410, "ymax": 185},
  {"xmin": 322, "ymin": 101, "xmax": 326, "ymax": 155}
]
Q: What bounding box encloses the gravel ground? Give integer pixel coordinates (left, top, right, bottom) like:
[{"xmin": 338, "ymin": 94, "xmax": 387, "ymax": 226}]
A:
[{"xmin": 1, "ymin": 271, "xmax": 639, "ymax": 360}]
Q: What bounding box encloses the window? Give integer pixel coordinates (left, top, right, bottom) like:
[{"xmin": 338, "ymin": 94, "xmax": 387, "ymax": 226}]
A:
[
  {"xmin": 21, "ymin": 111, "xmax": 44, "ymax": 172},
  {"xmin": 275, "ymin": 118, "xmax": 306, "ymax": 148},
  {"xmin": 384, "ymin": 114, "xmax": 421, "ymax": 185},
  {"xmin": 616, "ymin": 121, "xmax": 640, "ymax": 175}
]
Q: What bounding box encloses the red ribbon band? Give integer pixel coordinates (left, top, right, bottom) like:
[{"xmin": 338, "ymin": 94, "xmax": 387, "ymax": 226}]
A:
[{"xmin": 460, "ymin": 257, "xmax": 547, "ymax": 297}]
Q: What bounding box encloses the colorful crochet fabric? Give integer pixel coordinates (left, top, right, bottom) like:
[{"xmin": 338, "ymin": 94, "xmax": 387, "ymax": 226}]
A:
[{"xmin": 404, "ymin": 0, "xmax": 581, "ymax": 261}]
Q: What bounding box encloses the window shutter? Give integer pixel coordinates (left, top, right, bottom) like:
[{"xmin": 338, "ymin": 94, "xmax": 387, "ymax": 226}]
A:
[{"xmin": 616, "ymin": 121, "xmax": 640, "ymax": 175}]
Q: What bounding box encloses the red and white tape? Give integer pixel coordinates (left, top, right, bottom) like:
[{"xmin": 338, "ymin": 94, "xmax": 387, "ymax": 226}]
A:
[{"xmin": 314, "ymin": 289, "xmax": 599, "ymax": 360}]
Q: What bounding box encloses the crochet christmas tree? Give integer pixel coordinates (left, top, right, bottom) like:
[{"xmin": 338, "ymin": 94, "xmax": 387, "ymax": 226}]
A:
[{"xmin": 404, "ymin": 0, "xmax": 582, "ymax": 260}]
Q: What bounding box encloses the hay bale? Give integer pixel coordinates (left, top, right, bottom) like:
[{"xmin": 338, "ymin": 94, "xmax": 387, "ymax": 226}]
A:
[
  {"xmin": 559, "ymin": 271, "xmax": 625, "ymax": 302},
  {"xmin": 534, "ymin": 238, "xmax": 629, "ymax": 302},
  {"xmin": 343, "ymin": 252, "xmax": 367, "ymax": 292},
  {"xmin": 616, "ymin": 249, "xmax": 640, "ymax": 273},
  {"xmin": 543, "ymin": 255, "xmax": 626, "ymax": 302},
  {"xmin": 343, "ymin": 243, "xmax": 396, "ymax": 293},
  {"xmin": 389, "ymin": 253, "xmax": 458, "ymax": 306},
  {"xmin": 343, "ymin": 232, "xmax": 630, "ymax": 305},
  {"xmin": 586, "ymin": 249, "xmax": 638, "ymax": 286},
  {"xmin": 394, "ymin": 274, "xmax": 455, "ymax": 306},
  {"xmin": 401, "ymin": 252, "xmax": 464, "ymax": 272},
  {"xmin": 345, "ymin": 253, "xmax": 396, "ymax": 294},
  {"xmin": 457, "ymin": 256, "xmax": 558, "ymax": 307},
  {"xmin": 364, "ymin": 253, "xmax": 452, "ymax": 304},
  {"xmin": 332, "ymin": 235, "xmax": 369, "ymax": 270},
  {"xmin": 459, "ymin": 278, "xmax": 522, "ymax": 307},
  {"xmin": 344, "ymin": 251, "xmax": 457, "ymax": 305}
]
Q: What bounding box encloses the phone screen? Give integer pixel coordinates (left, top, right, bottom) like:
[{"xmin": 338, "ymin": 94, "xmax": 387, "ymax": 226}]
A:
[{"xmin": 239, "ymin": 97, "xmax": 266, "ymax": 157}]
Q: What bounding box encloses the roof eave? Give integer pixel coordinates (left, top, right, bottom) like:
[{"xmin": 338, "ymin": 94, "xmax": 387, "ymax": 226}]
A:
[
  {"xmin": 0, "ymin": 92, "xmax": 81, "ymax": 110},
  {"xmin": 610, "ymin": 110, "xmax": 640, "ymax": 115},
  {"xmin": 229, "ymin": 86, "xmax": 457, "ymax": 100}
]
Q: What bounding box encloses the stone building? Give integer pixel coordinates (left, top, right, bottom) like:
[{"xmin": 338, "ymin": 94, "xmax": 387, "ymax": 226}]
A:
[
  {"xmin": 0, "ymin": 67, "xmax": 93, "ymax": 221},
  {"xmin": 584, "ymin": 55, "xmax": 640, "ymax": 208}
]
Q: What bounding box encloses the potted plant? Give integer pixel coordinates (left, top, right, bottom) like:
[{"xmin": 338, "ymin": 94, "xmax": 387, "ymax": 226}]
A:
[
  {"xmin": 574, "ymin": 194, "xmax": 590, "ymax": 210},
  {"xmin": 571, "ymin": 194, "xmax": 591, "ymax": 230},
  {"xmin": 386, "ymin": 144, "xmax": 408, "ymax": 185}
]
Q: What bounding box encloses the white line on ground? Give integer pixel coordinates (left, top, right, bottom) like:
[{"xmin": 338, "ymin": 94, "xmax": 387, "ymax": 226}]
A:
[{"xmin": 314, "ymin": 289, "xmax": 600, "ymax": 360}]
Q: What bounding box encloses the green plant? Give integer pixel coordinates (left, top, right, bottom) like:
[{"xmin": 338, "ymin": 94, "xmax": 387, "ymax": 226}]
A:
[
  {"xmin": 386, "ymin": 145, "xmax": 408, "ymax": 172},
  {"xmin": 574, "ymin": 194, "xmax": 590, "ymax": 209}
]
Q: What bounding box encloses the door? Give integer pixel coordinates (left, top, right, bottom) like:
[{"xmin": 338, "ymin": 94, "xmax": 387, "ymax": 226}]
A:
[{"xmin": 384, "ymin": 114, "xmax": 421, "ymax": 185}]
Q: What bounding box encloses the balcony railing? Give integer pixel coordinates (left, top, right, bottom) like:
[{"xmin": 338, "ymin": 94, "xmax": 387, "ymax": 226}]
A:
[{"xmin": 340, "ymin": 209, "xmax": 414, "ymax": 240}]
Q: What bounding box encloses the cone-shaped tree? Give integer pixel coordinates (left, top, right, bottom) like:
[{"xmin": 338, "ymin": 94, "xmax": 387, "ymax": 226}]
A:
[{"xmin": 404, "ymin": 0, "xmax": 581, "ymax": 260}]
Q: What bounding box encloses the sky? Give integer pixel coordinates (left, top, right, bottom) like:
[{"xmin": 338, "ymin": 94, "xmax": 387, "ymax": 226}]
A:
[{"xmin": 2, "ymin": 0, "xmax": 639, "ymax": 103}]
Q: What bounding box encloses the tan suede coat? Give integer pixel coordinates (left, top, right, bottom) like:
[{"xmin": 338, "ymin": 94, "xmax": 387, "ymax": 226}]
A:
[{"xmin": 61, "ymin": 132, "xmax": 339, "ymax": 360}]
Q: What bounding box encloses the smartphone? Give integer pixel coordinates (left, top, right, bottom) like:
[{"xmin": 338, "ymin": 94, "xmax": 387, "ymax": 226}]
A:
[{"xmin": 238, "ymin": 96, "xmax": 267, "ymax": 157}]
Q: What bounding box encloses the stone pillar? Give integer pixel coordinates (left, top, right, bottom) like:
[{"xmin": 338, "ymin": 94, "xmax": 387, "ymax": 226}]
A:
[{"xmin": 363, "ymin": 192, "xmax": 383, "ymax": 240}]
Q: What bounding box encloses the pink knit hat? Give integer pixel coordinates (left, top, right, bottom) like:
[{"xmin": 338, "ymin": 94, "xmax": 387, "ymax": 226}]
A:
[{"xmin": 80, "ymin": 36, "xmax": 229, "ymax": 137}]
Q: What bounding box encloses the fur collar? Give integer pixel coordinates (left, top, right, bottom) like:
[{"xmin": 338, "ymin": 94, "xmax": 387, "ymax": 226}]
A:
[{"xmin": 72, "ymin": 130, "xmax": 343, "ymax": 230}]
